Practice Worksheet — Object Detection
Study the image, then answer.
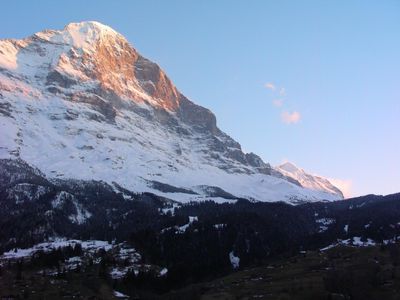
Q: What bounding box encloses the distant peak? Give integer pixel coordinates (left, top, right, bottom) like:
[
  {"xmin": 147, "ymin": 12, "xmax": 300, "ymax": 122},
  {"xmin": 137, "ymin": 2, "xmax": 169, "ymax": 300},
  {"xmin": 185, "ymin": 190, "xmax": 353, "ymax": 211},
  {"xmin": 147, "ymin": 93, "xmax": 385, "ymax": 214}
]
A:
[
  {"xmin": 278, "ymin": 161, "xmax": 301, "ymax": 173},
  {"xmin": 276, "ymin": 162, "xmax": 344, "ymax": 199}
]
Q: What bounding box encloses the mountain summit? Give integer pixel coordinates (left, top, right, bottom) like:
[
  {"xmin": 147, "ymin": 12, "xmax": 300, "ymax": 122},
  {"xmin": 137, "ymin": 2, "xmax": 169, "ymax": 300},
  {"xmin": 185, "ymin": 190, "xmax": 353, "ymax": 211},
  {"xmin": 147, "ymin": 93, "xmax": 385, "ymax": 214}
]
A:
[{"xmin": 0, "ymin": 21, "xmax": 343, "ymax": 203}]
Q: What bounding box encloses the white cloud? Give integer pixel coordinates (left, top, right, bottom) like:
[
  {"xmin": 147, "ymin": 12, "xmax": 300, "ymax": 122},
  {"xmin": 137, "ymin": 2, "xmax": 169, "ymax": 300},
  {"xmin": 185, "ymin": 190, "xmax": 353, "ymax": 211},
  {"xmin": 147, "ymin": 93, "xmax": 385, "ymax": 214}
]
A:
[
  {"xmin": 328, "ymin": 178, "xmax": 353, "ymax": 198},
  {"xmin": 281, "ymin": 111, "xmax": 301, "ymax": 124},
  {"xmin": 272, "ymin": 99, "xmax": 283, "ymax": 107},
  {"xmin": 279, "ymin": 87, "xmax": 286, "ymax": 96},
  {"xmin": 264, "ymin": 82, "xmax": 276, "ymax": 91}
]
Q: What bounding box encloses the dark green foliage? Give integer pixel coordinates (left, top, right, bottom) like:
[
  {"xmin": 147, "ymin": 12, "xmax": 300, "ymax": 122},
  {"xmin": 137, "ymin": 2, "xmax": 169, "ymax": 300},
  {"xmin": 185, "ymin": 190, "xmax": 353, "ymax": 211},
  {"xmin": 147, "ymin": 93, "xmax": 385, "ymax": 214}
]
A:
[{"xmin": 2, "ymin": 159, "xmax": 400, "ymax": 297}]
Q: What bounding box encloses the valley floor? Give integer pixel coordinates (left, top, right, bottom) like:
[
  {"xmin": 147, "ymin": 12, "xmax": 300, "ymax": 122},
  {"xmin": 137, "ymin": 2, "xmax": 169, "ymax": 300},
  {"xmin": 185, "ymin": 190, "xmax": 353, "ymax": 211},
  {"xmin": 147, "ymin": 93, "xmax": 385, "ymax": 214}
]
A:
[{"xmin": 2, "ymin": 243, "xmax": 400, "ymax": 299}]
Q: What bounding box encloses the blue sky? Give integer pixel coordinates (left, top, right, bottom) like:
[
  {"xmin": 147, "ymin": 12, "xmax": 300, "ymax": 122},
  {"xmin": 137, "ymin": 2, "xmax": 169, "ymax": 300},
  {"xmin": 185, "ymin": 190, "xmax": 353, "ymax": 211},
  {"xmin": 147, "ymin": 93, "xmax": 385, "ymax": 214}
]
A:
[{"xmin": 1, "ymin": 1, "xmax": 399, "ymax": 197}]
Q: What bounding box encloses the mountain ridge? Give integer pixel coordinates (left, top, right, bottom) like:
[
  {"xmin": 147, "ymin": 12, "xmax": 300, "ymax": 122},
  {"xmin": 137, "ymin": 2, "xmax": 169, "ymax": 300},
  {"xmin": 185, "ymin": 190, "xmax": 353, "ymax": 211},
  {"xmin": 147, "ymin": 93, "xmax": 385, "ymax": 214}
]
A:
[{"xmin": 276, "ymin": 162, "xmax": 344, "ymax": 198}]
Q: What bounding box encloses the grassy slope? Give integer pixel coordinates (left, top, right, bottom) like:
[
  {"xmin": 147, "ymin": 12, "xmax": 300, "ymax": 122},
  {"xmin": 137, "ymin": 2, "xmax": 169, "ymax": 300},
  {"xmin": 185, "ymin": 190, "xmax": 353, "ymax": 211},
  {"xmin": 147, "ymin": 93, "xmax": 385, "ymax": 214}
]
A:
[{"xmin": 167, "ymin": 244, "xmax": 400, "ymax": 300}]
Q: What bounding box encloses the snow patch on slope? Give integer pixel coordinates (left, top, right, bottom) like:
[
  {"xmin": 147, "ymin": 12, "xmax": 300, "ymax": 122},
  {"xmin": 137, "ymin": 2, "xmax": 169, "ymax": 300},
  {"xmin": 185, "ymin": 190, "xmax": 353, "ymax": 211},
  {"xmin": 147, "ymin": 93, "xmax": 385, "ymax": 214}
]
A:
[
  {"xmin": 1, "ymin": 239, "xmax": 113, "ymax": 260},
  {"xmin": 68, "ymin": 199, "xmax": 92, "ymax": 225},
  {"xmin": 229, "ymin": 251, "xmax": 240, "ymax": 269}
]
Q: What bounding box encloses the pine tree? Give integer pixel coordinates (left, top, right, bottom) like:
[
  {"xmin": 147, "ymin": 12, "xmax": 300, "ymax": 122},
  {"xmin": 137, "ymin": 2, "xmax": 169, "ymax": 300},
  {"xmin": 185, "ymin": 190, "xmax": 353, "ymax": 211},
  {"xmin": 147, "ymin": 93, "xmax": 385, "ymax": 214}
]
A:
[
  {"xmin": 98, "ymin": 257, "xmax": 108, "ymax": 278},
  {"xmin": 16, "ymin": 259, "xmax": 23, "ymax": 280}
]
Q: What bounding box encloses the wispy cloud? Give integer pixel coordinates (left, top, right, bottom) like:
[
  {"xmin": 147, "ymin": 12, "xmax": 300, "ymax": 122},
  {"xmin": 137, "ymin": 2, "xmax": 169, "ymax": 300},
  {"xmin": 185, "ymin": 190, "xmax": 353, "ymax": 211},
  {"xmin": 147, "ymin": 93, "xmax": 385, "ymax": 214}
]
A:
[
  {"xmin": 328, "ymin": 178, "xmax": 353, "ymax": 198},
  {"xmin": 281, "ymin": 111, "xmax": 301, "ymax": 124},
  {"xmin": 264, "ymin": 82, "xmax": 276, "ymax": 91},
  {"xmin": 272, "ymin": 99, "xmax": 284, "ymax": 107},
  {"xmin": 265, "ymin": 83, "xmax": 301, "ymax": 124}
]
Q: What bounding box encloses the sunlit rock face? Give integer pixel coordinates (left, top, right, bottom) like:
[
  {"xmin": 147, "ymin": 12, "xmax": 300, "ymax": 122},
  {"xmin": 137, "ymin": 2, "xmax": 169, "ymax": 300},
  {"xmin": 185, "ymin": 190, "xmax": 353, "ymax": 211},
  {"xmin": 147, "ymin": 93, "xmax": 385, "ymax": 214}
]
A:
[{"xmin": 0, "ymin": 21, "xmax": 343, "ymax": 203}]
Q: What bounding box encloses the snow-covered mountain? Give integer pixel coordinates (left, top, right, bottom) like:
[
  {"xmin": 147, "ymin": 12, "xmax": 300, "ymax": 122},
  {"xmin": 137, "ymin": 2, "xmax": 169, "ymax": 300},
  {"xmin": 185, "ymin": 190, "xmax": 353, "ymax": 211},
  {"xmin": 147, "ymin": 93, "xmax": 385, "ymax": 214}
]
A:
[
  {"xmin": 0, "ymin": 21, "xmax": 343, "ymax": 203},
  {"xmin": 276, "ymin": 162, "xmax": 344, "ymax": 199}
]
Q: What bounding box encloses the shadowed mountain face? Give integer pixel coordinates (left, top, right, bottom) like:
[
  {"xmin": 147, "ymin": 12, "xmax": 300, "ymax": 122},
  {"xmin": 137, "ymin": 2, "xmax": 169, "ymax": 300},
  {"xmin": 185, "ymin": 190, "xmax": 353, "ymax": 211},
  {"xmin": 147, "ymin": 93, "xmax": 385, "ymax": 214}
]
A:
[{"xmin": 0, "ymin": 21, "xmax": 343, "ymax": 203}]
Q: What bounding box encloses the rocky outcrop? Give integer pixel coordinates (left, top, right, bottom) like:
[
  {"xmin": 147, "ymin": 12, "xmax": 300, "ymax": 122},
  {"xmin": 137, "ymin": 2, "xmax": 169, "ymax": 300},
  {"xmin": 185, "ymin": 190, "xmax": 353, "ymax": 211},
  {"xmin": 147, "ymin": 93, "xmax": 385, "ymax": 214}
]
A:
[{"xmin": 134, "ymin": 55, "xmax": 180, "ymax": 111}]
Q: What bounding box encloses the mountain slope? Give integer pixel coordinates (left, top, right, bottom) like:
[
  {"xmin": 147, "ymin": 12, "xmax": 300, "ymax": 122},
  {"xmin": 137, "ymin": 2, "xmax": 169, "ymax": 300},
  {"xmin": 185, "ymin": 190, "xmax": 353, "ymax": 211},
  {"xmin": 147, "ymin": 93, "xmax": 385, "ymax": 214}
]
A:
[{"xmin": 0, "ymin": 21, "xmax": 343, "ymax": 203}]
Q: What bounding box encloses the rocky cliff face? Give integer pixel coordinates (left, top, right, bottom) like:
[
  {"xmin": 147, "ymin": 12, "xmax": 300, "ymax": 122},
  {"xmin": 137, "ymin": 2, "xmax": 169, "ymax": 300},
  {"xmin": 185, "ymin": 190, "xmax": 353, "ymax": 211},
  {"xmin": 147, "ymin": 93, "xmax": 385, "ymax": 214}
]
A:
[{"xmin": 0, "ymin": 21, "xmax": 343, "ymax": 203}]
